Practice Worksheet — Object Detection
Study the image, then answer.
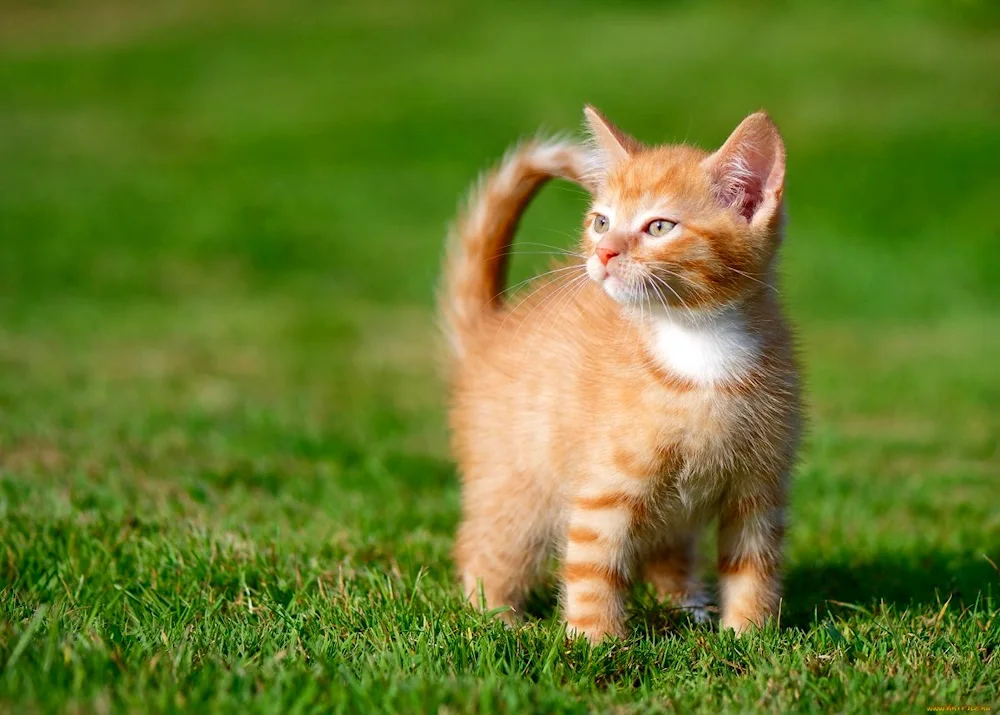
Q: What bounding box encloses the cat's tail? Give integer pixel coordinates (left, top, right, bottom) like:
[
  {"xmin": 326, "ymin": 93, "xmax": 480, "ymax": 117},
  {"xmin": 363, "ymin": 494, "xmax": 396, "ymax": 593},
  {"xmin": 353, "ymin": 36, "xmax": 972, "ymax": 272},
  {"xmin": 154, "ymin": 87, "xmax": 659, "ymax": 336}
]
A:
[{"xmin": 439, "ymin": 139, "xmax": 589, "ymax": 357}]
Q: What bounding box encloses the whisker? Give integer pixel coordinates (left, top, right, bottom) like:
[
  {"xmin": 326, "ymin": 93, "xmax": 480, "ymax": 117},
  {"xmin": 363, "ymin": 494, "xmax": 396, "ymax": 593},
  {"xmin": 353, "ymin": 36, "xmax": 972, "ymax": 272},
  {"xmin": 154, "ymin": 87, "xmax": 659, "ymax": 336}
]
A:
[
  {"xmin": 648, "ymin": 273, "xmax": 699, "ymax": 325},
  {"xmin": 640, "ymin": 264, "xmax": 698, "ymax": 312},
  {"xmin": 527, "ymin": 273, "xmax": 590, "ymax": 360},
  {"xmin": 546, "ymin": 183, "xmax": 593, "ymax": 199},
  {"xmin": 646, "ymin": 273, "xmax": 670, "ymax": 312},
  {"xmin": 507, "ymin": 271, "xmax": 587, "ymax": 343},
  {"xmin": 620, "ymin": 273, "xmax": 639, "ymax": 346},
  {"xmin": 491, "ymin": 250, "xmax": 580, "ymax": 260},
  {"xmin": 540, "ymin": 227, "xmax": 589, "ymax": 247},
  {"xmin": 493, "ymin": 263, "xmax": 585, "ymax": 303},
  {"xmin": 517, "ymin": 240, "xmax": 584, "ymax": 256},
  {"xmin": 500, "ymin": 266, "xmax": 586, "ymax": 336},
  {"xmin": 647, "ymin": 260, "xmax": 778, "ymax": 296},
  {"xmin": 639, "ymin": 279, "xmax": 648, "ymax": 328},
  {"xmin": 719, "ymin": 264, "xmax": 780, "ymax": 295},
  {"xmin": 497, "ymin": 268, "xmax": 585, "ymax": 333},
  {"xmin": 646, "ymin": 275, "xmax": 677, "ymax": 340},
  {"xmin": 644, "ymin": 262, "xmax": 704, "ymax": 291}
]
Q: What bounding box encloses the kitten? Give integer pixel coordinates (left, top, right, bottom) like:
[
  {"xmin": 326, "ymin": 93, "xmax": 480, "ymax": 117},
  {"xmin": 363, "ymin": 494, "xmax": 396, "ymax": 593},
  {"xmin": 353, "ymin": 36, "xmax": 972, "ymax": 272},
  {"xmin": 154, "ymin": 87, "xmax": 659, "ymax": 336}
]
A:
[{"xmin": 440, "ymin": 107, "xmax": 802, "ymax": 642}]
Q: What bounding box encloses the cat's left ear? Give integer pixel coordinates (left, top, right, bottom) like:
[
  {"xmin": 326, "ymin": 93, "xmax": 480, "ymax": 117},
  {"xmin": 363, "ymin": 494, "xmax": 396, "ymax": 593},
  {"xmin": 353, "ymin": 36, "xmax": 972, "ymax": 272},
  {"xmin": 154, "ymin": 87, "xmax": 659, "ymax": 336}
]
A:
[
  {"xmin": 702, "ymin": 112, "xmax": 786, "ymax": 230},
  {"xmin": 582, "ymin": 105, "xmax": 642, "ymax": 190}
]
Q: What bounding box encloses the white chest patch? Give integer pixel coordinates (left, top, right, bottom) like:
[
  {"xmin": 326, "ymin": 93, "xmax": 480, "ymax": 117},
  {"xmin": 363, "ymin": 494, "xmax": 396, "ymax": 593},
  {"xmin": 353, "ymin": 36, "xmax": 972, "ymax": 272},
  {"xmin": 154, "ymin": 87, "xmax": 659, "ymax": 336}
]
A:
[{"xmin": 648, "ymin": 307, "xmax": 761, "ymax": 384}]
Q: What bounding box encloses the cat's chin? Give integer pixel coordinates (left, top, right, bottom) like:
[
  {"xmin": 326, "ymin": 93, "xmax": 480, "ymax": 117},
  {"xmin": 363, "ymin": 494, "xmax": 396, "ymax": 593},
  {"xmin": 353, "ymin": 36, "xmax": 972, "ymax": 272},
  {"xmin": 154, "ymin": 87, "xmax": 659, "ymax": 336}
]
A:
[
  {"xmin": 586, "ymin": 258, "xmax": 630, "ymax": 304},
  {"xmin": 599, "ymin": 275, "xmax": 636, "ymax": 305}
]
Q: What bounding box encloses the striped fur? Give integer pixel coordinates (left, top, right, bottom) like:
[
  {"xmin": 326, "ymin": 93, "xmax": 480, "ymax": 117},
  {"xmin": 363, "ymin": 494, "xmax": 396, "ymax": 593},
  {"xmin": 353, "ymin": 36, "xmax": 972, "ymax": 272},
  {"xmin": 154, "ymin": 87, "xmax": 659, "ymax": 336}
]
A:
[
  {"xmin": 445, "ymin": 108, "xmax": 802, "ymax": 643},
  {"xmin": 439, "ymin": 139, "xmax": 589, "ymax": 357}
]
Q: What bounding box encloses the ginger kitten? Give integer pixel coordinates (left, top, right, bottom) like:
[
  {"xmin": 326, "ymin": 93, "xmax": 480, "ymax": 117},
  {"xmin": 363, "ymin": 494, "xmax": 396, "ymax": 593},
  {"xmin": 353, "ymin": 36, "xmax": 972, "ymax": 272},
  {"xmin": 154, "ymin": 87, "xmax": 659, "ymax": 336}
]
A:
[{"xmin": 440, "ymin": 107, "xmax": 802, "ymax": 642}]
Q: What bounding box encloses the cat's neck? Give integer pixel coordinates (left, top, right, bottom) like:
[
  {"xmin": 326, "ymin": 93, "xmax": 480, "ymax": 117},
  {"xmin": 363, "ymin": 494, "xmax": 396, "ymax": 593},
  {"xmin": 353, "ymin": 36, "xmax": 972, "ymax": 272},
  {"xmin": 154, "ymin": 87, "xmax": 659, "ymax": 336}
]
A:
[{"xmin": 641, "ymin": 302, "xmax": 763, "ymax": 385}]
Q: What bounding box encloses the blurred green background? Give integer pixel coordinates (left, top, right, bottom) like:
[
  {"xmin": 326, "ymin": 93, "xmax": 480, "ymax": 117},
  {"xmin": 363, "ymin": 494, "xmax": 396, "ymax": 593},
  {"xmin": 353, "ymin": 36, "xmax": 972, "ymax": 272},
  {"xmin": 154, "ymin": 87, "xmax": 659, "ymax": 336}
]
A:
[{"xmin": 1, "ymin": 1, "xmax": 998, "ymax": 712}]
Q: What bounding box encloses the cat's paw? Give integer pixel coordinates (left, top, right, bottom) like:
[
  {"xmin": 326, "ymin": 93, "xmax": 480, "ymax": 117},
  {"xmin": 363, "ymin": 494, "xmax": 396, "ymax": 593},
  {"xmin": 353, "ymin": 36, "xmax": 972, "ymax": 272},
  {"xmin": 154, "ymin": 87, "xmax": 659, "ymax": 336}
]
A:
[
  {"xmin": 565, "ymin": 619, "xmax": 624, "ymax": 644},
  {"xmin": 721, "ymin": 612, "xmax": 768, "ymax": 635},
  {"xmin": 682, "ymin": 591, "xmax": 713, "ymax": 625}
]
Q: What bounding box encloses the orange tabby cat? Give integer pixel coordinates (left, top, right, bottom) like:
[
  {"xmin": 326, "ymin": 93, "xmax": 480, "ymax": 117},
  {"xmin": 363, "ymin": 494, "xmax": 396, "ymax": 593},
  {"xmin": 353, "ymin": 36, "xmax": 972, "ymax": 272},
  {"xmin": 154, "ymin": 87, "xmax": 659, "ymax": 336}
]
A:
[{"xmin": 440, "ymin": 107, "xmax": 802, "ymax": 642}]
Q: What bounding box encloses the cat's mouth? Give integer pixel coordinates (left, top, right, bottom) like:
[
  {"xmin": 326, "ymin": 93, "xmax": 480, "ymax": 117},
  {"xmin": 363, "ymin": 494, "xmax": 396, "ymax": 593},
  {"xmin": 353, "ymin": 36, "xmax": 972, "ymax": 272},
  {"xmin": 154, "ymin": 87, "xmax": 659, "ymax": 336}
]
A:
[
  {"xmin": 586, "ymin": 252, "xmax": 615, "ymax": 283},
  {"xmin": 586, "ymin": 253, "xmax": 639, "ymax": 304}
]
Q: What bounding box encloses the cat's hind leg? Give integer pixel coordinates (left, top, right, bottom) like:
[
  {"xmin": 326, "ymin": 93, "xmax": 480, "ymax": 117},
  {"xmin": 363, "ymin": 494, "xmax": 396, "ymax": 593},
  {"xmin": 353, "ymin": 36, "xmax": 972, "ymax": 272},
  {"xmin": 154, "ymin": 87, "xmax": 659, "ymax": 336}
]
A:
[
  {"xmin": 454, "ymin": 472, "xmax": 555, "ymax": 623},
  {"xmin": 643, "ymin": 533, "xmax": 712, "ymax": 624}
]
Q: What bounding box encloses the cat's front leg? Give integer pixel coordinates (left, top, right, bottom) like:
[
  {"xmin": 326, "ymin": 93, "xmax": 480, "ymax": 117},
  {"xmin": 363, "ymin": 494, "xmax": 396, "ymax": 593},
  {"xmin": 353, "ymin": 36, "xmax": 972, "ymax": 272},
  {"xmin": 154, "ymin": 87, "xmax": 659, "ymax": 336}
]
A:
[
  {"xmin": 717, "ymin": 491, "xmax": 785, "ymax": 634},
  {"xmin": 561, "ymin": 490, "xmax": 641, "ymax": 643}
]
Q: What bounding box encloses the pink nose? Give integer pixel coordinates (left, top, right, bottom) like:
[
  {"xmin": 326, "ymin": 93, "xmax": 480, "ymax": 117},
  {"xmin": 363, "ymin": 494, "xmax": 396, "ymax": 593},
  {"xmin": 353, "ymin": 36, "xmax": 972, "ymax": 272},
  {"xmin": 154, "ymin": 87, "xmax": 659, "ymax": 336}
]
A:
[{"xmin": 596, "ymin": 246, "xmax": 619, "ymax": 266}]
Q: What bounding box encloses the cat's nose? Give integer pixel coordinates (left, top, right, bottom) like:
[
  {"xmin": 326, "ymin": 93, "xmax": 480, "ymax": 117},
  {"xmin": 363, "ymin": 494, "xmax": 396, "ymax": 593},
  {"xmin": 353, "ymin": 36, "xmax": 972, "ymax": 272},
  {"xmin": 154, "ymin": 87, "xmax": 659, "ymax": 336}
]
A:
[{"xmin": 596, "ymin": 245, "xmax": 620, "ymax": 266}]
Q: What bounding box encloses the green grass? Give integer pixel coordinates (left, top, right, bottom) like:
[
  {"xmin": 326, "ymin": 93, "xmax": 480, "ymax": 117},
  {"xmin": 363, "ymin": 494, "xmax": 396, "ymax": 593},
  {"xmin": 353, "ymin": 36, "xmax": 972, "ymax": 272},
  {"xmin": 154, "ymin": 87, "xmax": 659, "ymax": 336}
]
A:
[{"xmin": 1, "ymin": 0, "xmax": 999, "ymax": 712}]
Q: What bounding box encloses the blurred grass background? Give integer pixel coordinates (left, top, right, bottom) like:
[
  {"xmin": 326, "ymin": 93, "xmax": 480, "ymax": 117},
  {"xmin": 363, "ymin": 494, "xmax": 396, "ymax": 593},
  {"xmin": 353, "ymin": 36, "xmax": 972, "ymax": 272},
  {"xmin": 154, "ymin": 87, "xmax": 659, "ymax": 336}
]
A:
[{"xmin": 1, "ymin": 1, "xmax": 998, "ymax": 712}]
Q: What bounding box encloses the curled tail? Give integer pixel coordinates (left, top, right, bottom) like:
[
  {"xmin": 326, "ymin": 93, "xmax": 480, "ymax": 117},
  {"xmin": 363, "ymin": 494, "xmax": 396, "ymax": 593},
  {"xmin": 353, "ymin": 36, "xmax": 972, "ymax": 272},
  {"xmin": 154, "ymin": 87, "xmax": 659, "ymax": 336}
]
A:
[{"xmin": 439, "ymin": 139, "xmax": 589, "ymax": 357}]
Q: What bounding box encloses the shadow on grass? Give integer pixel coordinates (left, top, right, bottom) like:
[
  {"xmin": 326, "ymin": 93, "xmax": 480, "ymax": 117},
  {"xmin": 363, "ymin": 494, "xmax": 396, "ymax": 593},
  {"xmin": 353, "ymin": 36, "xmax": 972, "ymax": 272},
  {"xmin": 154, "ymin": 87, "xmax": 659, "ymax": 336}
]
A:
[
  {"xmin": 194, "ymin": 429, "xmax": 998, "ymax": 629},
  {"xmin": 518, "ymin": 550, "xmax": 999, "ymax": 633},
  {"xmin": 782, "ymin": 550, "xmax": 999, "ymax": 626}
]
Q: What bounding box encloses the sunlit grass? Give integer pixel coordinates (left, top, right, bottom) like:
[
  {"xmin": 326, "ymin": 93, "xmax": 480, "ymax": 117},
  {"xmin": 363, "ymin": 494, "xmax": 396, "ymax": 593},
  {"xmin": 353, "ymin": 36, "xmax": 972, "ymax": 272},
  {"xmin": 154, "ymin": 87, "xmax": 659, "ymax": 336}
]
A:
[{"xmin": 1, "ymin": 0, "xmax": 998, "ymax": 712}]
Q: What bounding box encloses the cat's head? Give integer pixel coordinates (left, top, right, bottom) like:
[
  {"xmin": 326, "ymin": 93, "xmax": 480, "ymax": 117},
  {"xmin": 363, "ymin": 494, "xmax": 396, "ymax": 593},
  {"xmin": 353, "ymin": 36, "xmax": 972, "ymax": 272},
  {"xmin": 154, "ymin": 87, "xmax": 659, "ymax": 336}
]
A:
[{"xmin": 579, "ymin": 107, "xmax": 786, "ymax": 311}]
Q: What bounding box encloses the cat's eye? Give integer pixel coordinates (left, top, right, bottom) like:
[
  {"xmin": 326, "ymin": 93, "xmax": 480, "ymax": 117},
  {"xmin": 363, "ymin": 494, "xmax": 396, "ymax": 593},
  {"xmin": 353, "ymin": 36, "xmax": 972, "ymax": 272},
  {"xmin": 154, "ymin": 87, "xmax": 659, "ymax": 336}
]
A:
[
  {"xmin": 645, "ymin": 219, "xmax": 676, "ymax": 237},
  {"xmin": 593, "ymin": 214, "xmax": 610, "ymax": 234}
]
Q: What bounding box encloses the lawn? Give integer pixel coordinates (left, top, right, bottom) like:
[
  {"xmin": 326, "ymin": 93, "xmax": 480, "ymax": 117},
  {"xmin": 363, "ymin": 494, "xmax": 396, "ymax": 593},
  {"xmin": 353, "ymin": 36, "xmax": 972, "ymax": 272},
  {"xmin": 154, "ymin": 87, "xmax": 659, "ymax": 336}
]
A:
[{"xmin": 1, "ymin": 0, "xmax": 998, "ymax": 712}]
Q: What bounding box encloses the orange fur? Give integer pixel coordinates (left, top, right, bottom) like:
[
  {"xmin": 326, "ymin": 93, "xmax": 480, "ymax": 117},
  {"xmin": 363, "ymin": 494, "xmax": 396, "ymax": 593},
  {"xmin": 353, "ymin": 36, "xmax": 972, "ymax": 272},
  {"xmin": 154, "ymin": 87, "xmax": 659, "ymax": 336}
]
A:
[{"xmin": 442, "ymin": 108, "xmax": 802, "ymax": 642}]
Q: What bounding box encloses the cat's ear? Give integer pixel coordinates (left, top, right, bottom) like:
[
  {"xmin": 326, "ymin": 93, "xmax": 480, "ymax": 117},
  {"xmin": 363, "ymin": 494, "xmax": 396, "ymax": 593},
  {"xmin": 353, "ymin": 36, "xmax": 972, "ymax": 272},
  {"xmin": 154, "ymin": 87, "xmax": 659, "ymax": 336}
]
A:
[
  {"xmin": 582, "ymin": 105, "xmax": 640, "ymax": 188},
  {"xmin": 702, "ymin": 112, "xmax": 785, "ymax": 229}
]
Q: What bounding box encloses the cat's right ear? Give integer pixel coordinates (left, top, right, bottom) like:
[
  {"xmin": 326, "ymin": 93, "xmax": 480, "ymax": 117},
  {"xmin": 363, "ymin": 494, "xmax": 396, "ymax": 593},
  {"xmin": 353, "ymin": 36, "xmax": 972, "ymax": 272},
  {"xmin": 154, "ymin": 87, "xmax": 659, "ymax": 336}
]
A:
[
  {"xmin": 582, "ymin": 105, "xmax": 639, "ymax": 189},
  {"xmin": 702, "ymin": 112, "xmax": 786, "ymax": 231}
]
